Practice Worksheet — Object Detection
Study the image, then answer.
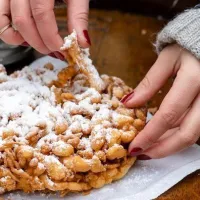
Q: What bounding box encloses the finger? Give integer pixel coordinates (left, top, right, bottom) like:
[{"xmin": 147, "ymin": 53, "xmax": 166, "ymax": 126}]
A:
[
  {"xmin": 30, "ymin": 0, "xmax": 63, "ymax": 52},
  {"xmin": 67, "ymin": 0, "xmax": 90, "ymax": 48},
  {"xmin": 148, "ymin": 108, "xmax": 189, "ymax": 129},
  {"xmin": 0, "ymin": 0, "xmax": 24, "ymax": 45},
  {"xmin": 158, "ymin": 127, "xmax": 179, "ymax": 141},
  {"xmin": 11, "ymin": 0, "xmax": 50, "ymax": 54},
  {"xmin": 141, "ymin": 94, "xmax": 200, "ymax": 159},
  {"xmin": 124, "ymin": 45, "xmax": 182, "ymax": 108},
  {"xmin": 129, "ymin": 60, "xmax": 200, "ymax": 154},
  {"xmin": 171, "ymin": 108, "xmax": 190, "ymax": 128}
]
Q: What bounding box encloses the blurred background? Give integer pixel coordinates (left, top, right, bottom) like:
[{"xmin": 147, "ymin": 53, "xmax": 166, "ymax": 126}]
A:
[{"xmin": 90, "ymin": 0, "xmax": 198, "ymax": 17}]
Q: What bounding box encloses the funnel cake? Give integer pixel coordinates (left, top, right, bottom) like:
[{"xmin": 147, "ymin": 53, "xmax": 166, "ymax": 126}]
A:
[{"xmin": 0, "ymin": 32, "xmax": 146, "ymax": 196}]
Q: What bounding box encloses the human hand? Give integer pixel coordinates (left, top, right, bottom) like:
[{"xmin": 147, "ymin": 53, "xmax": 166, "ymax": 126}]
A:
[
  {"xmin": 0, "ymin": 0, "xmax": 90, "ymax": 59},
  {"xmin": 121, "ymin": 44, "xmax": 200, "ymax": 160}
]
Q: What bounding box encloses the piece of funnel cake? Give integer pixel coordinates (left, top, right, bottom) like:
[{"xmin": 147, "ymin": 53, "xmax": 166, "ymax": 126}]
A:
[{"xmin": 61, "ymin": 30, "xmax": 106, "ymax": 92}]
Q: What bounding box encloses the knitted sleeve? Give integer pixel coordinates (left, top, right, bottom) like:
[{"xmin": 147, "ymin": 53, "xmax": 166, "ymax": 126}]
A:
[{"xmin": 156, "ymin": 8, "xmax": 200, "ymax": 59}]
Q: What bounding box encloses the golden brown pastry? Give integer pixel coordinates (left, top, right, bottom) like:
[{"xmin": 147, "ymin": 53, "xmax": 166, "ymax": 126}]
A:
[{"xmin": 0, "ymin": 32, "xmax": 146, "ymax": 196}]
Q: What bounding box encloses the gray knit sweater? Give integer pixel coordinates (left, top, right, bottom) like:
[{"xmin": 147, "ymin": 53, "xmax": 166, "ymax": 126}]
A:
[{"xmin": 156, "ymin": 8, "xmax": 200, "ymax": 59}]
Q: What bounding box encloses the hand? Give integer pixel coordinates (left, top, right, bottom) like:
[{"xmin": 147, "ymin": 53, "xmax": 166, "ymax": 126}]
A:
[
  {"xmin": 0, "ymin": 0, "xmax": 90, "ymax": 57},
  {"xmin": 121, "ymin": 44, "xmax": 200, "ymax": 160}
]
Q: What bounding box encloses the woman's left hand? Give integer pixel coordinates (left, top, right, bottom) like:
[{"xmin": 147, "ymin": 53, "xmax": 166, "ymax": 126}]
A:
[{"xmin": 122, "ymin": 44, "xmax": 200, "ymax": 160}]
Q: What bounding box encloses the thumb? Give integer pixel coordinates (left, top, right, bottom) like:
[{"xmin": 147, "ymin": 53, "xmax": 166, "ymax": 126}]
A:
[
  {"xmin": 122, "ymin": 46, "xmax": 180, "ymax": 108},
  {"xmin": 67, "ymin": 0, "xmax": 90, "ymax": 48}
]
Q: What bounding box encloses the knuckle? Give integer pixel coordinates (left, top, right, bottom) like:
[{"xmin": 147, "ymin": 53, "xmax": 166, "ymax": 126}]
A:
[
  {"xmin": 158, "ymin": 110, "xmax": 178, "ymax": 127},
  {"xmin": 32, "ymin": 7, "xmax": 48, "ymax": 22},
  {"xmin": 144, "ymin": 134, "xmax": 156, "ymax": 145},
  {"xmin": 73, "ymin": 11, "xmax": 88, "ymax": 23},
  {"xmin": 179, "ymin": 133, "xmax": 197, "ymax": 146},
  {"xmin": 13, "ymin": 16, "xmax": 27, "ymax": 27}
]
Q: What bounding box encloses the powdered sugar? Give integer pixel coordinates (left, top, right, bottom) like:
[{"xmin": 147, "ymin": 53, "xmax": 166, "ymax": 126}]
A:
[
  {"xmin": 0, "ymin": 79, "xmax": 54, "ymax": 135},
  {"xmin": 91, "ymin": 106, "xmax": 111, "ymax": 124},
  {"xmin": 37, "ymin": 163, "xmax": 45, "ymax": 171},
  {"xmin": 61, "ymin": 30, "xmax": 77, "ymax": 49},
  {"xmin": 79, "ymin": 137, "xmax": 92, "ymax": 151},
  {"xmin": 0, "ymin": 176, "xmax": 9, "ymax": 183},
  {"xmin": 0, "ymin": 64, "xmax": 67, "ymax": 144},
  {"xmin": 44, "ymin": 155, "xmax": 60, "ymax": 165}
]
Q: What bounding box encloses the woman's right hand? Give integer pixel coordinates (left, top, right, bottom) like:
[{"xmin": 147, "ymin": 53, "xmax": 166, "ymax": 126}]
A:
[{"xmin": 0, "ymin": 0, "xmax": 90, "ymax": 57}]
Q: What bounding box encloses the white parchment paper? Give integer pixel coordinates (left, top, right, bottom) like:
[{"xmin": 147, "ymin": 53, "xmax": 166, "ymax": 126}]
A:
[{"xmin": 3, "ymin": 57, "xmax": 200, "ymax": 200}]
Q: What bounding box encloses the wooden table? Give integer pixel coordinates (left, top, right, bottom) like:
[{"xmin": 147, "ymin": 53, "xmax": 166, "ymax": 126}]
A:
[{"xmin": 55, "ymin": 8, "xmax": 200, "ymax": 199}]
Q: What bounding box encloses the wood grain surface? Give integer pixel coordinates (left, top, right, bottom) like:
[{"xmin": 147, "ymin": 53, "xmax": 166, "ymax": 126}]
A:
[{"xmin": 55, "ymin": 8, "xmax": 200, "ymax": 199}]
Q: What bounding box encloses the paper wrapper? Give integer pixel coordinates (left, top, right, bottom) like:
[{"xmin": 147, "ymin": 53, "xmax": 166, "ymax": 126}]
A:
[{"xmin": 3, "ymin": 57, "xmax": 200, "ymax": 200}]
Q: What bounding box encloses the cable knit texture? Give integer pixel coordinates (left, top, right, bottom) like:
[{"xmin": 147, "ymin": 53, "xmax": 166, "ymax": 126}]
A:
[{"xmin": 156, "ymin": 9, "xmax": 200, "ymax": 59}]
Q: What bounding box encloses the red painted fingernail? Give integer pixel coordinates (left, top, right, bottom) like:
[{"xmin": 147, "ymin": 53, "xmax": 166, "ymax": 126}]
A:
[
  {"xmin": 21, "ymin": 42, "xmax": 30, "ymax": 47},
  {"xmin": 137, "ymin": 154, "xmax": 152, "ymax": 160},
  {"xmin": 121, "ymin": 91, "xmax": 134, "ymax": 104},
  {"xmin": 48, "ymin": 53, "xmax": 57, "ymax": 59},
  {"xmin": 83, "ymin": 30, "xmax": 91, "ymax": 46},
  {"xmin": 130, "ymin": 147, "xmax": 143, "ymax": 157},
  {"xmin": 53, "ymin": 51, "xmax": 65, "ymax": 61}
]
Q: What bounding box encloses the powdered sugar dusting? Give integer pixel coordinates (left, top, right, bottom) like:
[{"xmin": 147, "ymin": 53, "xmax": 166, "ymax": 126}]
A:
[
  {"xmin": 61, "ymin": 30, "xmax": 77, "ymax": 49},
  {"xmin": 0, "ymin": 78, "xmax": 58, "ymax": 137},
  {"xmin": 79, "ymin": 137, "xmax": 92, "ymax": 151},
  {"xmin": 0, "ymin": 32, "xmax": 147, "ymax": 197},
  {"xmin": 0, "ymin": 61, "xmax": 132, "ymax": 156}
]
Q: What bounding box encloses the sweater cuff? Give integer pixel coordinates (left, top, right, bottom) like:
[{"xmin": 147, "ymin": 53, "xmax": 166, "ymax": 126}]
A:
[{"xmin": 156, "ymin": 9, "xmax": 200, "ymax": 59}]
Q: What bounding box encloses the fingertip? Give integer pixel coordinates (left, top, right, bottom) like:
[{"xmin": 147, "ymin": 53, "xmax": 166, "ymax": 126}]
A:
[
  {"xmin": 137, "ymin": 154, "xmax": 152, "ymax": 160},
  {"xmin": 77, "ymin": 29, "xmax": 91, "ymax": 48},
  {"xmin": 82, "ymin": 30, "xmax": 91, "ymax": 46},
  {"xmin": 121, "ymin": 91, "xmax": 134, "ymax": 104},
  {"xmin": 125, "ymin": 99, "xmax": 147, "ymax": 108},
  {"xmin": 121, "ymin": 91, "xmax": 148, "ymax": 108},
  {"xmin": 1, "ymin": 28, "xmax": 25, "ymax": 46},
  {"xmin": 68, "ymin": 26, "xmax": 91, "ymax": 48},
  {"xmin": 125, "ymin": 99, "xmax": 143, "ymax": 108}
]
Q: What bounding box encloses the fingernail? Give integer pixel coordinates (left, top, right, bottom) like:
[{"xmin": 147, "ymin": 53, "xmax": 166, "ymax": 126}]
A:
[
  {"xmin": 137, "ymin": 154, "xmax": 152, "ymax": 160},
  {"xmin": 121, "ymin": 91, "xmax": 134, "ymax": 104},
  {"xmin": 130, "ymin": 147, "xmax": 143, "ymax": 157},
  {"xmin": 53, "ymin": 51, "xmax": 65, "ymax": 61},
  {"xmin": 48, "ymin": 53, "xmax": 57, "ymax": 59},
  {"xmin": 83, "ymin": 30, "xmax": 91, "ymax": 46},
  {"xmin": 21, "ymin": 42, "xmax": 30, "ymax": 47}
]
